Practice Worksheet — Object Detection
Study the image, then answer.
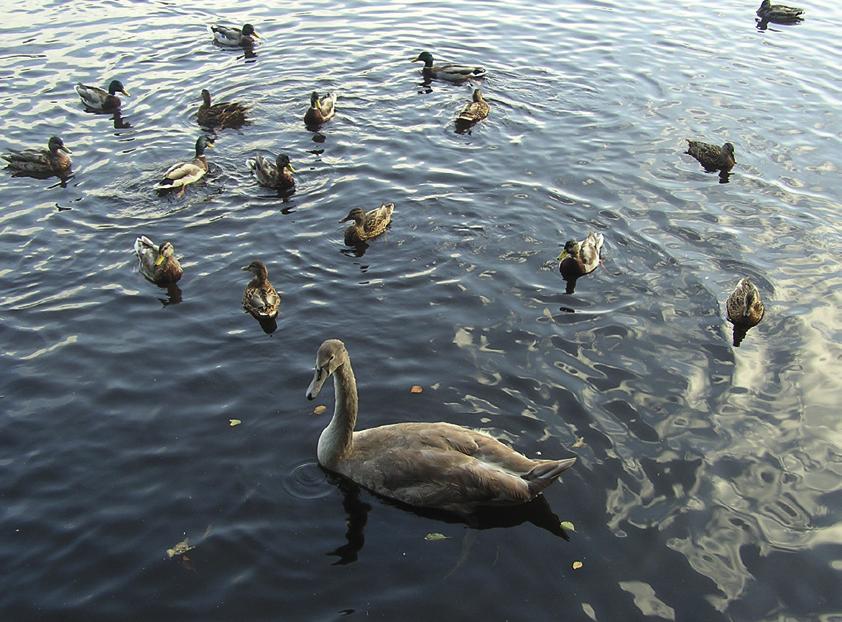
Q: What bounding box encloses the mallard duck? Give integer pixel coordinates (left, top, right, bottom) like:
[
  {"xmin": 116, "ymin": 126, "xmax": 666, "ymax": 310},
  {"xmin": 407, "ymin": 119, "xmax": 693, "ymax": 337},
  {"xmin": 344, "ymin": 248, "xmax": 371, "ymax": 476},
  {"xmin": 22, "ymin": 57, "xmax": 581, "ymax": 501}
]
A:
[
  {"xmin": 340, "ymin": 203, "xmax": 395, "ymax": 246},
  {"xmin": 756, "ymin": 0, "xmax": 804, "ymax": 22},
  {"xmin": 306, "ymin": 339, "xmax": 576, "ymax": 514},
  {"xmin": 154, "ymin": 136, "xmax": 212, "ymax": 193},
  {"xmin": 210, "ymin": 23, "xmax": 260, "ymax": 47},
  {"xmin": 75, "ymin": 80, "xmax": 130, "ymax": 112},
  {"xmin": 686, "ymin": 140, "xmax": 736, "ymax": 173},
  {"xmin": 558, "ymin": 232, "xmax": 603, "ymax": 294},
  {"xmin": 304, "ymin": 91, "xmax": 336, "ymax": 127},
  {"xmin": 134, "ymin": 236, "xmax": 183, "ymax": 285},
  {"xmin": 456, "ymin": 88, "xmax": 490, "ymax": 124},
  {"xmin": 197, "ymin": 89, "xmax": 249, "ymax": 130},
  {"xmin": 247, "ymin": 153, "xmax": 295, "ymax": 190},
  {"xmin": 412, "ymin": 51, "xmax": 486, "ymax": 82},
  {"xmin": 2, "ymin": 136, "xmax": 72, "ymax": 176},
  {"xmin": 726, "ymin": 277, "xmax": 765, "ymax": 346},
  {"xmin": 242, "ymin": 260, "xmax": 281, "ymax": 320}
]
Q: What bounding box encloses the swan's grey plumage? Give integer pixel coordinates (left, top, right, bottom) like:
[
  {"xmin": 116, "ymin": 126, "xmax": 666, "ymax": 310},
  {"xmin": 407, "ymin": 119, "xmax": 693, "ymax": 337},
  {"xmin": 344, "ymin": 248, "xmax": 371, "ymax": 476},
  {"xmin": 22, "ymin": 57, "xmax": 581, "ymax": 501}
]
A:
[{"xmin": 306, "ymin": 339, "xmax": 576, "ymax": 514}]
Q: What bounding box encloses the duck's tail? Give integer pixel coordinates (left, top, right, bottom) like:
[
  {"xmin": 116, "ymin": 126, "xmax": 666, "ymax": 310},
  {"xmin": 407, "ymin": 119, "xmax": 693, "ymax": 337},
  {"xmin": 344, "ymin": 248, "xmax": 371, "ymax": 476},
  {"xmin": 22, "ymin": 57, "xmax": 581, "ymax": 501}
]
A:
[{"xmin": 524, "ymin": 458, "xmax": 576, "ymax": 495}]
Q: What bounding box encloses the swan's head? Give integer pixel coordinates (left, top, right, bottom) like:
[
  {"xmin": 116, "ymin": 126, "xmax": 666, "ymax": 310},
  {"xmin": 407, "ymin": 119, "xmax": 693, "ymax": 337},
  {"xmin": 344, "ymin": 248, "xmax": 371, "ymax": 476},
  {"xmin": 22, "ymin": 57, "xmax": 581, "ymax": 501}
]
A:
[{"xmin": 306, "ymin": 339, "xmax": 347, "ymax": 400}]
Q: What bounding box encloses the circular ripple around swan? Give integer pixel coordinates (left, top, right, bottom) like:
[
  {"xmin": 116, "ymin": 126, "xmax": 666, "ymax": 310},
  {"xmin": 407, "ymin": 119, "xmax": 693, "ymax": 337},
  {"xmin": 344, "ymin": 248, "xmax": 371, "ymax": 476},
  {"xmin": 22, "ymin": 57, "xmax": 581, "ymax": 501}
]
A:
[{"xmin": 282, "ymin": 462, "xmax": 334, "ymax": 500}]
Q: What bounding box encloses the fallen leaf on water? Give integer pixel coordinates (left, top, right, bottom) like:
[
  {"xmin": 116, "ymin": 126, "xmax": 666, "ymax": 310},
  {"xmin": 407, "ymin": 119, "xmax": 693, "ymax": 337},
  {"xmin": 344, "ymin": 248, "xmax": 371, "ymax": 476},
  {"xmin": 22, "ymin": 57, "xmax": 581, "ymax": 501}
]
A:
[
  {"xmin": 167, "ymin": 538, "xmax": 194, "ymax": 559},
  {"xmin": 410, "ymin": 385, "xmax": 423, "ymax": 394},
  {"xmin": 560, "ymin": 521, "xmax": 575, "ymax": 532},
  {"xmin": 572, "ymin": 437, "xmax": 586, "ymax": 448},
  {"xmin": 424, "ymin": 532, "xmax": 449, "ymax": 541},
  {"xmin": 229, "ymin": 419, "xmax": 242, "ymax": 427},
  {"xmin": 313, "ymin": 404, "xmax": 327, "ymax": 415},
  {"xmin": 572, "ymin": 560, "xmax": 583, "ymax": 570}
]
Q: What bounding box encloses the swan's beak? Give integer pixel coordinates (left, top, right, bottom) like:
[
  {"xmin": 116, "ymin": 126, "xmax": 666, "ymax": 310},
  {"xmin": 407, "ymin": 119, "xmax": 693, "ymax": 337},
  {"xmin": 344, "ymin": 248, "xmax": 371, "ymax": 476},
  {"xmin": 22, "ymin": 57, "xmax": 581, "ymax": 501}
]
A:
[{"xmin": 306, "ymin": 368, "xmax": 326, "ymax": 400}]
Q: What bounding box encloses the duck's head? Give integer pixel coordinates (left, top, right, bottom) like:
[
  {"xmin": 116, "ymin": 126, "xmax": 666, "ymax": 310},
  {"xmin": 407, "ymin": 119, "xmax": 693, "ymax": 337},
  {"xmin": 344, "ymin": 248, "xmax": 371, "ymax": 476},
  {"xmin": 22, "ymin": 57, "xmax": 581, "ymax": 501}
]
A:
[
  {"xmin": 276, "ymin": 153, "xmax": 295, "ymax": 174},
  {"xmin": 242, "ymin": 259, "xmax": 269, "ymax": 280},
  {"xmin": 759, "ymin": 0, "xmax": 771, "ymax": 10},
  {"xmin": 242, "ymin": 23, "xmax": 259, "ymax": 38},
  {"xmin": 156, "ymin": 241, "xmax": 176, "ymax": 266},
  {"xmin": 201, "ymin": 89, "xmax": 212, "ymax": 106},
  {"xmin": 722, "ymin": 142, "xmax": 735, "ymax": 161},
  {"xmin": 108, "ymin": 80, "xmax": 130, "ymax": 97},
  {"xmin": 307, "ymin": 339, "xmax": 347, "ymax": 400},
  {"xmin": 309, "ymin": 91, "xmax": 320, "ymax": 107},
  {"xmin": 339, "ymin": 208, "xmax": 365, "ymax": 225},
  {"xmin": 558, "ymin": 240, "xmax": 580, "ymax": 262},
  {"xmin": 413, "ymin": 51, "xmax": 434, "ymax": 67},
  {"xmin": 472, "ymin": 89, "xmax": 484, "ymax": 102},
  {"xmin": 195, "ymin": 135, "xmax": 214, "ymax": 156},
  {"xmin": 48, "ymin": 136, "xmax": 72, "ymax": 155}
]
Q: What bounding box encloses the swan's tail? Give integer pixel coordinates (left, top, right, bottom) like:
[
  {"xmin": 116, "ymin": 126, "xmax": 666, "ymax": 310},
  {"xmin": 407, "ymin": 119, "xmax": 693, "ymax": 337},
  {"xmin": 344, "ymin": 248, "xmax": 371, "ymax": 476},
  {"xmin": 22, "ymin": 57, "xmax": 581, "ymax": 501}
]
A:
[{"xmin": 524, "ymin": 458, "xmax": 576, "ymax": 495}]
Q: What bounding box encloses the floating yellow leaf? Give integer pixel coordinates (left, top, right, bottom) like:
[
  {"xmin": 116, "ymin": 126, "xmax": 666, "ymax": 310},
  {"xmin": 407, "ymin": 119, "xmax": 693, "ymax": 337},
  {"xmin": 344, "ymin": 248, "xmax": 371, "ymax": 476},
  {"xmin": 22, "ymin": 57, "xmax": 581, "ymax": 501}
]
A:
[
  {"xmin": 410, "ymin": 385, "xmax": 423, "ymax": 394},
  {"xmin": 229, "ymin": 419, "xmax": 242, "ymax": 427},
  {"xmin": 572, "ymin": 437, "xmax": 586, "ymax": 448},
  {"xmin": 560, "ymin": 521, "xmax": 575, "ymax": 532},
  {"xmin": 313, "ymin": 405, "xmax": 327, "ymax": 415},
  {"xmin": 424, "ymin": 532, "xmax": 449, "ymax": 541},
  {"xmin": 572, "ymin": 560, "xmax": 583, "ymax": 570},
  {"xmin": 167, "ymin": 538, "xmax": 194, "ymax": 558}
]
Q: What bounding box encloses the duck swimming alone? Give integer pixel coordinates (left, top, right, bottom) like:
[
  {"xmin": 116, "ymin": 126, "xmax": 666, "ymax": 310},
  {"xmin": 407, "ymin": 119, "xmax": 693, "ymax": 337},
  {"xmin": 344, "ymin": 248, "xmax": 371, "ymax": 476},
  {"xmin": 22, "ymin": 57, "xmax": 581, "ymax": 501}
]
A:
[
  {"xmin": 756, "ymin": 0, "xmax": 804, "ymax": 23},
  {"xmin": 304, "ymin": 91, "xmax": 336, "ymax": 127},
  {"xmin": 413, "ymin": 51, "xmax": 486, "ymax": 82},
  {"xmin": 75, "ymin": 80, "xmax": 130, "ymax": 112},
  {"xmin": 2, "ymin": 136, "xmax": 72, "ymax": 176},
  {"xmin": 242, "ymin": 260, "xmax": 281, "ymax": 320},
  {"xmin": 247, "ymin": 153, "xmax": 295, "ymax": 190},
  {"xmin": 558, "ymin": 232, "xmax": 603, "ymax": 294},
  {"xmin": 154, "ymin": 135, "xmax": 212, "ymax": 194},
  {"xmin": 686, "ymin": 140, "xmax": 736, "ymax": 174},
  {"xmin": 340, "ymin": 203, "xmax": 395, "ymax": 246},
  {"xmin": 456, "ymin": 88, "xmax": 490, "ymax": 124},
  {"xmin": 306, "ymin": 339, "xmax": 576, "ymax": 514},
  {"xmin": 197, "ymin": 89, "xmax": 249, "ymax": 130},
  {"xmin": 210, "ymin": 23, "xmax": 260, "ymax": 47},
  {"xmin": 726, "ymin": 277, "xmax": 765, "ymax": 346},
  {"xmin": 134, "ymin": 236, "xmax": 183, "ymax": 285}
]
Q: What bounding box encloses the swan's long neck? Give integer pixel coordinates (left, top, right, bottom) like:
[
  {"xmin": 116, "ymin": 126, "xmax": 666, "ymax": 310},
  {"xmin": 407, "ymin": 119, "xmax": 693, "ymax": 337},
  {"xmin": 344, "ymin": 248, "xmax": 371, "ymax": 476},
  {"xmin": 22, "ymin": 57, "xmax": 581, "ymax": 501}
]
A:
[{"xmin": 317, "ymin": 359, "xmax": 358, "ymax": 468}]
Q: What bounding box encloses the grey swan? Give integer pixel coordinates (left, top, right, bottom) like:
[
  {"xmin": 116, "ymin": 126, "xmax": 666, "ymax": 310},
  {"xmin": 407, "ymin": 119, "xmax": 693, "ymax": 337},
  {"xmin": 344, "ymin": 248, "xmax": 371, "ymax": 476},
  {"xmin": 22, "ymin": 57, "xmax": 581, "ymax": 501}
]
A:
[{"xmin": 305, "ymin": 339, "xmax": 576, "ymax": 514}]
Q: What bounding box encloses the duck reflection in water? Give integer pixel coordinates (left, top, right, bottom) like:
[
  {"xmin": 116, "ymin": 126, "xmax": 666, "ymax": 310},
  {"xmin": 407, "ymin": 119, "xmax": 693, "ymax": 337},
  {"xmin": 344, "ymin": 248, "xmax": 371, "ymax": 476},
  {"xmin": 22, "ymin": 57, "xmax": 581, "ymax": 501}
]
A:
[{"xmin": 158, "ymin": 283, "xmax": 182, "ymax": 307}]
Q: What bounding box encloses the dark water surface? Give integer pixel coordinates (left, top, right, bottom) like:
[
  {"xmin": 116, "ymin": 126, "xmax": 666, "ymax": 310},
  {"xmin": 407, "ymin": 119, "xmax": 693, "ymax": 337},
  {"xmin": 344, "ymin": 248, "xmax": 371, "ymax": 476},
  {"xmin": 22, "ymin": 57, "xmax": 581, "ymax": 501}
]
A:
[{"xmin": 2, "ymin": 0, "xmax": 841, "ymax": 620}]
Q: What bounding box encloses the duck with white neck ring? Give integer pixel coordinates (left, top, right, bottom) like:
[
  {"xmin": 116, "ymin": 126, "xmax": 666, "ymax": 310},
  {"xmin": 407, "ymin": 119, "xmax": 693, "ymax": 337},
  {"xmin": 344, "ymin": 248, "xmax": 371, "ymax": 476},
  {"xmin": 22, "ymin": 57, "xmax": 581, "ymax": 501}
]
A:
[{"xmin": 305, "ymin": 339, "xmax": 576, "ymax": 515}]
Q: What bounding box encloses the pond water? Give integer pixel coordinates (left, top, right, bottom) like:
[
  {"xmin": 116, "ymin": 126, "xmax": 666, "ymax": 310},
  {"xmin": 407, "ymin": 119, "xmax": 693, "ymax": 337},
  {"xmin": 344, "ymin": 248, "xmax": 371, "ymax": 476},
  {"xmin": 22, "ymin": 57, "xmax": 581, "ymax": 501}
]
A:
[{"xmin": 1, "ymin": 0, "xmax": 840, "ymax": 620}]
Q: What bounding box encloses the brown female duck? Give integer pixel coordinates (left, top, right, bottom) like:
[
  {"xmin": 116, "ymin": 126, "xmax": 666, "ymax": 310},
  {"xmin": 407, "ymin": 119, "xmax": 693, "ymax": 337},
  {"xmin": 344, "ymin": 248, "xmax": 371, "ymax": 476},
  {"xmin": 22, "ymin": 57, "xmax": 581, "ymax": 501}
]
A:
[
  {"xmin": 726, "ymin": 277, "xmax": 765, "ymax": 346},
  {"xmin": 340, "ymin": 203, "xmax": 395, "ymax": 246},
  {"xmin": 2, "ymin": 136, "xmax": 72, "ymax": 176},
  {"xmin": 242, "ymin": 260, "xmax": 281, "ymax": 320},
  {"xmin": 197, "ymin": 89, "xmax": 249, "ymax": 129},
  {"xmin": 686, "ymin": 140, "xmax": 735, "ymax": 173},
  {"xmin": 456, "ymin": 88, "xmax": 490, "ymax": 124}
]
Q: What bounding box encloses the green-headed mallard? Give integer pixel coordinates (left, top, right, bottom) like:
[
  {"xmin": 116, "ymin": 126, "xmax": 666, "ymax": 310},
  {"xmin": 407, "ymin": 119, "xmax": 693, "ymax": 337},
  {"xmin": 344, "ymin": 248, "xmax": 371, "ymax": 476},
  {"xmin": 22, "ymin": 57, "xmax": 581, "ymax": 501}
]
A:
[
  {"xmin": 210, "ymin": 23, "xmax": 260, "ymax": 47},
  {"xmin": 154, "ymin": 135, "xmax": 213, "ymax": 193},
  {"xmin": 341, "ymin": 203, "xmax": 395, "ymax": 246},
  {"xmin": 305, "ymin": 338, "xmax": 576, "ymax": 514},
  {"xmin": 2, "ymin": 136, "xmax": 72, "ymax": 176},
  {"xmin": 558, "ymin": 232, "xmax": 603, "ymax": 294},
  {"xmin": 304, "ymin": 91, "xmax": 336, "ymax": 127},
  {"xmin": 197, "ymin": 89, "xmax": 249, "ymax": 130},
  {"xmin": 456, "ymin": 89, "xmax": 490, "ymax": 124},
  {"xmin": 247, "ymin": 153, "xmax": 295, "ymax": 190},
  {"xmin": 726, "ymin": 277, "xmax": 765, "ymax": 347},
  {"xmin": 413, "ymin": 51, "xmax": 486, "ymax": 82},
  {"xmin": 686, "ymin": 140, "xmax": 735, "ymax": 173},
  {"xmin": 242, "ymin": 260, "xmax": 281, "ymax": 320},
  {"xmin": 134, "ymin": 236, "xmax": 183, "ymax": 285},
  {"xmin": 756, "ymin": 0, "xmax": 803, "ymax": 23},
  {"xmin": 75, "ymin": 80, "xmax": 130, "ymax": 112}
]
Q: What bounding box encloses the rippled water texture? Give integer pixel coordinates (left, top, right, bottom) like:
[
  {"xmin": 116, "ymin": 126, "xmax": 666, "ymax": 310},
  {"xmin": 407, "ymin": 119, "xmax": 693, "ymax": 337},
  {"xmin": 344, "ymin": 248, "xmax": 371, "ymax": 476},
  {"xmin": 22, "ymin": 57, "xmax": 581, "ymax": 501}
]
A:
[{"xmin": 1, "ymin": 0, "xmax": 841, "ymax": 619}]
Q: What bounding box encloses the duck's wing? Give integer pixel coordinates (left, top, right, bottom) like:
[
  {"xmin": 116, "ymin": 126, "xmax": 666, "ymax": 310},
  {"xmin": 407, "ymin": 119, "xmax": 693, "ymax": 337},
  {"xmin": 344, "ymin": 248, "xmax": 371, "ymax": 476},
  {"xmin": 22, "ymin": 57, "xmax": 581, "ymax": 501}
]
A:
[
  {"xmin": 75, "ymin": 83, "xmax": 109, "ymax": 109},
  {"xmin": 456, "ymin": 100, "xmax": 489, "ymax": 123},
  {"xmin": 437, "ymin": 62, "xmax": 487, "ymax": 81},
  {"xmin": 248, "ymin": 155, "xmax": 277, "ymax": 186},
  {"xmin": 318, "ymin": 92, "xmax": 337, "ymax": 119},
  {"xmin": 579, "ymin": 232, "xmax": 604, "ymax": 273},
  {"xmin": 686, "ymin": 140, "xmax": 722, "ymax": 170},
  {"xmin": 210, "ymin": 25, "xmax": 241, "ymax": 44},
  {"xmin": 134, "ymin": 236, "xmax": 159, "ymax": 279},
  {"xmin": 155, "ymin": 161, "xmax": 206, "ymax": 189},
  {"xmin": 2, "ymin": 147, "xmax": 50, "ymax": 167},
  {"xmin": 363, "ymin": 202, "xmax": 394, "ymax": 236}
]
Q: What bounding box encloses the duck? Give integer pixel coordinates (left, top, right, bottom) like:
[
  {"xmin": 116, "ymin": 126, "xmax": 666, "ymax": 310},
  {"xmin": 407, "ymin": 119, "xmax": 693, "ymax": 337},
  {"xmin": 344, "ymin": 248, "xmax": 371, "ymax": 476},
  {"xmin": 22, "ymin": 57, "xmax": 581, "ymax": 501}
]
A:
[
  {"xmin": 412, "ymin": 51, "xmax": 486, "ymax": 82},
  {"xmin": 756, "ymin": 0, "xmax": 804, "ymax": 23},
  {"xmin": 304, "ymin": 91, "xmax": 336, "ymax": 127},
  {"xmin": 242, "ymin": 260, "xmax": 281, "ymax": 320},
  {"xmin": 340, "ymin": 203, "xmax": 395, "ymax": 246},
  {"xmin": 456, "ymin": 88, "xmax": 490, "ymax": 124},
  {"xmin": 306, "ymin": 339, "xmax": 576, "ymax": 514},
  {"xmin": 247, "ymin": 153, "xmax": 295, "ymax": 190},
  {"xmin": 74, "ymin": 80, "xmax": 130, "ymax": 112},
  {"xmin": 210, "ymin": 23, "xmax": 260, "ymax": 47},
  {"xmin": 154, "ymin": 135, "xmax": 212, "ymax": 193},
  {"xmin": 726, "ymin": 277, "xmax": 765, "ymax": 347},
  {"xmin": 558, "ymin": 232, "xmax": 603, "ymax": 293},
  {"xmin": 197, "ymin": 89, "xmax": 249, "ymax": 130},
  {"xmin": 686, "ymin": 140, "xmax": 736, "ymax": 173},
  {"xmin": 2, "ymin": 136, "xmax": 72, "ymax": 176},
  {"xmin": 134, "ymin": 236, "xmax": 183, "ymax": 285}
]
